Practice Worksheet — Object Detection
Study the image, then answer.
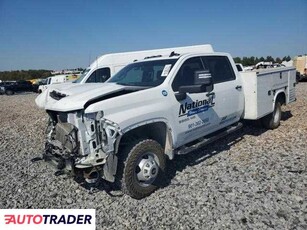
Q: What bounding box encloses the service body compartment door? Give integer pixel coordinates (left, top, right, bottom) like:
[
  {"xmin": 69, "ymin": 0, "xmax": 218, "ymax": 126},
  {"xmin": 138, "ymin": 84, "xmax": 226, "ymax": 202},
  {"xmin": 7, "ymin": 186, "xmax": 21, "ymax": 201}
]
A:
[
  {"xmin": 242, "ymin": 67, "xmax": 296, "ymax": 120},
  {"xmin": 287, "ymin": 68, "xmax": 296, "ymax": 103}
]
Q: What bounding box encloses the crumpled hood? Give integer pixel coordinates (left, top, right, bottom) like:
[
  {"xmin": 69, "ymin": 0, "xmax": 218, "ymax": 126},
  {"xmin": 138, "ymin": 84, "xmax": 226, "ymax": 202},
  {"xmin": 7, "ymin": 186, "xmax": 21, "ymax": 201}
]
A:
[{"xmin": 35, "ymin": 83, "xmax": 128, "ymax": 112}]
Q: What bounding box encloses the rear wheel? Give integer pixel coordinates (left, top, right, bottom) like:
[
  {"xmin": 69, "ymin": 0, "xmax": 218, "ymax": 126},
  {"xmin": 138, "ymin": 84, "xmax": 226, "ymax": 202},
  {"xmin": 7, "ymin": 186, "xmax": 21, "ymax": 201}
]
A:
[
  {"xmin": 120, "ymin": 139, "xmax": 166, "ymax": 199},
  {"xmin": 261, "ymin": 101, "xmax": 282, "ymax": 129}
]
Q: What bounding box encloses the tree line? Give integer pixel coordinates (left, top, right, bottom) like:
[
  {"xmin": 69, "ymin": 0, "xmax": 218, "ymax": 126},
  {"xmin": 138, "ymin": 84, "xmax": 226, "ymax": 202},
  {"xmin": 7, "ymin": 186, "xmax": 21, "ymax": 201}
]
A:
[
  {"xmin": 0, "ymin": 70, "xmax": 52, "ymax": 81},
  {"xmin": 233, "ymin": 56, "xmax": 291, "ymax": 66}
]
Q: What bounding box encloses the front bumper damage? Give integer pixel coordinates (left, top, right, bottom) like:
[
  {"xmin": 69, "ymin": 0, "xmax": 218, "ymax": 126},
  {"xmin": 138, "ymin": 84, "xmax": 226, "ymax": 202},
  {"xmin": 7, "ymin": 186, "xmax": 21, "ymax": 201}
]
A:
[{"xmin": 43, "ymin": 110, "xmax": 122, "ymax": 183}]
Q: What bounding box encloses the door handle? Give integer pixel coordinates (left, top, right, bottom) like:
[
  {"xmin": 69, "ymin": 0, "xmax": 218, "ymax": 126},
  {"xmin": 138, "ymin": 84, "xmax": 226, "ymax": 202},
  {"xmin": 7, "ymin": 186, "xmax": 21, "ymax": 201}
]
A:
[{"xmin": 235, "ymin": 85, "xmax": 242, "ymax": 90}]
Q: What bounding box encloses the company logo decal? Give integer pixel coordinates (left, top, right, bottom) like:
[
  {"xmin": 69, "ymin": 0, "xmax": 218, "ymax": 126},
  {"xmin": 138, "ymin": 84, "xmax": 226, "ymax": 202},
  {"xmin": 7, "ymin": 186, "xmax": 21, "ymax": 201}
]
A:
[{"xmin": 179, "ymin": 95, "xmax": 215, "ymax": 117}]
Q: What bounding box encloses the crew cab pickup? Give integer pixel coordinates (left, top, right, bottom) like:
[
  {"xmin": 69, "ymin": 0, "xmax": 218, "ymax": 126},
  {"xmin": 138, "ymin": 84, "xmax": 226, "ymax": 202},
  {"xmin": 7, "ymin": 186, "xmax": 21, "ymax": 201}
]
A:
[{"xmin": 35, "ymin": 49, "xmax": 296, "ymax": 199}]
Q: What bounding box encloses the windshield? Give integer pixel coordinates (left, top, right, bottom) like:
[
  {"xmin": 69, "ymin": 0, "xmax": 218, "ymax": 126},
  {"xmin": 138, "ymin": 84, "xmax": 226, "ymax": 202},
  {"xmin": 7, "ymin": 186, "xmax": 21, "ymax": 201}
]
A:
[
  {"xmin": 108, "ymin": 59, "xmax": 177, "ymax": 87},
  {"xmin": 73, "ymin": 68, "xmax": 91, "ymax": 83}
]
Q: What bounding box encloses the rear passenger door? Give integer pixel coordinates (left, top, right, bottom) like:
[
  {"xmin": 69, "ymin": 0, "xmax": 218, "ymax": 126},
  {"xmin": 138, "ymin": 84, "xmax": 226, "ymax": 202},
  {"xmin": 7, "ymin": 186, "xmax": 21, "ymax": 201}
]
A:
[{"xmin": 201, "ymin": 55, "xmax": 243, "ymax": 130}]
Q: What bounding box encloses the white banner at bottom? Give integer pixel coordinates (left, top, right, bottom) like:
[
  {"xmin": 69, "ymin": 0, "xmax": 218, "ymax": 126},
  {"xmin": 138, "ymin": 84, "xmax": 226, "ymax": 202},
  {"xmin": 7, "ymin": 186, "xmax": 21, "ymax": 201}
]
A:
[{"xmin": 0, "ymin": 209, "xmax": 95, "ymax": 230}]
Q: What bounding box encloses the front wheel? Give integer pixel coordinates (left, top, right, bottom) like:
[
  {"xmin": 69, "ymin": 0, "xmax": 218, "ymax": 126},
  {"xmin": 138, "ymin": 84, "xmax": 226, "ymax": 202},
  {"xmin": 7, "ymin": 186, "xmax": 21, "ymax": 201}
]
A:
[
  {"xmin": 5, "ymin": 90, "xmax": 14, "ymax": 95},
  {"xmin": 120, "ymin": 139, "xmax": 166, "ymax": 199},
  {"xmin": 261, "ymin": 101, "xmax": 282, "ymax": 129}
]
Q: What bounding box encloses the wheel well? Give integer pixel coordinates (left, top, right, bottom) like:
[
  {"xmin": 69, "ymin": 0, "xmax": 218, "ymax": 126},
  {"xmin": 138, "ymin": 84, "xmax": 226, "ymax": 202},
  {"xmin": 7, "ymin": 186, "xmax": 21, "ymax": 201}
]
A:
[
  {"xmin": 276, "ymin": 92, "xmax": 286, "ymax": 105},
  {"xmin": 119, "ymin": 122, "xmax": 167, "ymax": 149}
]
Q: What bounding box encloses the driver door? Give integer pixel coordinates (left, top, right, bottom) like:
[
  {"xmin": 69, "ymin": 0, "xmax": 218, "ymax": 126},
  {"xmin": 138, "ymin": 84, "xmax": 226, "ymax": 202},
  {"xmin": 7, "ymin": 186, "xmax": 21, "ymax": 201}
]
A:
[
  {"xmin": 170, "ymin": 57, "xmax": 218, "ymax": 146},
  {"xmin": 170, "ymin": 56, "xmax": 243, "ymax": 147}
]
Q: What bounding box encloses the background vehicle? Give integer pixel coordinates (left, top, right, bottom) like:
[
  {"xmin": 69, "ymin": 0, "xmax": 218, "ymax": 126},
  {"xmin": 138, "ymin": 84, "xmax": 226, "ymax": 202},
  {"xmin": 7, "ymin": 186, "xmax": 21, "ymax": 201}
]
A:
[
  {"xmin": 36, "ymin": 44, "xmax": 215, "ymax": 104},
  {"xmin": 235, "ymin": 63, "xmax": 244, "ymax": 72},
  {"xmin": 36, "ymin": 48, "xmax": 296, "ymax": 199},
  {"xmin": 293, "ymin": 55, "xmax": 307, "ymax": 81},
  {"xmin": 74, "ymin": 44, "xmax": 214, "ymax": 84},
  {"xmin": 37, "ymin": 45, "xmax": 214, "ymax": 95},
  {"xmin": 0, "ymin": 81, "xmax": 15, "ymax": 94},
  {"xmin": 2, "ymin": 80, "xmax": 36, "ymax": 95},
  {"xmin": 38, "ymin": 74, "xmax": 70, "ymax": 93},
  {"xmin": 254, "ymin": 61, "xmax": 285, "ymax": 69}
]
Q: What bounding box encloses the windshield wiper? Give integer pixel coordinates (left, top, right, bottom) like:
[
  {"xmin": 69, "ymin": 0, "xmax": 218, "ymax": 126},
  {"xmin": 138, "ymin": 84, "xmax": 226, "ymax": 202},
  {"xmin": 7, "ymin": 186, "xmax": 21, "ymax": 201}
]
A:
[{"xmin": 116, "ymin": 82, "xmax": 153, "ymax": 89}]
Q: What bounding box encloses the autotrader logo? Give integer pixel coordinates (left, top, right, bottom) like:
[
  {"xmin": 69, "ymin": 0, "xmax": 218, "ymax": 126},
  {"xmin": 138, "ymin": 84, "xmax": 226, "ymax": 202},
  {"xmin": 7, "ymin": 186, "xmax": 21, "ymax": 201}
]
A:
[
  {"xmin": 4, "ymin": 214, "xmax": 92, "ymax": 224},
  {"xmin": 0, "ymin": 209, "xmax": 95, "ymax": 230}
]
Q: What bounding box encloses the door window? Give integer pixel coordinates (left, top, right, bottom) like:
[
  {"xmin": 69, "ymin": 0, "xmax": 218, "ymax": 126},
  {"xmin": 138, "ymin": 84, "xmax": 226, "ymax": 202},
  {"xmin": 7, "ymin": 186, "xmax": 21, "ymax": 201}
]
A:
[
  {"xmin": 172, "ymin": 57, "xmax": 204, "ymax": 91},
  {"xmin": 86, "ymin": 68, "xmax": 111, "ymax": 83}
]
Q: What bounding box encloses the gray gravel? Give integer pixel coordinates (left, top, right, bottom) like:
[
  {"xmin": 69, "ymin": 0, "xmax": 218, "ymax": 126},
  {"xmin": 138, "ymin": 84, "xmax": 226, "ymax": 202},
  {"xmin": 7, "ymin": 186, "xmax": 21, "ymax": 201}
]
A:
[{"xmin": 0, "ymin": 84, "xmax": 306, "ymax": 229}]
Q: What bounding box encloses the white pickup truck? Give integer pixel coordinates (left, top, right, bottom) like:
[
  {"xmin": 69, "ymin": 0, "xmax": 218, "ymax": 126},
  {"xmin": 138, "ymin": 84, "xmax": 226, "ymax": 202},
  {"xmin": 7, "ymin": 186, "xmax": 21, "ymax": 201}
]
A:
[{"xmin": 36, "ymin": 49, "xmax": 296, "ymax": 199}]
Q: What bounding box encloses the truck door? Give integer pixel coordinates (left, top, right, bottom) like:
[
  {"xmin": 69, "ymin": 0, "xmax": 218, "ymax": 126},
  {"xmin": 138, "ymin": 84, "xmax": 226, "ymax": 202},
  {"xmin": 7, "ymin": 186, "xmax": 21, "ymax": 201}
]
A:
[
  {"xmin": 201, "ymin": 55, "xmax": 243, "ymax": 130},
  {"xmin": 170, "ymin": 55, "xmax": 243, "ymax": 147}
]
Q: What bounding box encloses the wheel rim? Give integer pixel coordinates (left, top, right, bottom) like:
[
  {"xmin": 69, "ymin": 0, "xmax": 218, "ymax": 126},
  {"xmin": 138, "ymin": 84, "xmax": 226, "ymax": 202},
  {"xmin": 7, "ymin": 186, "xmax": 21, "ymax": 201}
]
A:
[
  {"xmin": 273, "ymin": 104, "xmax": 281, "ymax": 124},
  {"xmin": 134, "ymin": 152, "xmax": 160, "ymax": 187}
]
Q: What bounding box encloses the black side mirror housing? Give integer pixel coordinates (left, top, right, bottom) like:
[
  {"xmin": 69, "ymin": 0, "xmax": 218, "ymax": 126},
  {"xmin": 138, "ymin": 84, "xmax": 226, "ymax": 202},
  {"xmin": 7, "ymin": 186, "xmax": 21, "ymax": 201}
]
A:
[{"xmin": 179, "ymin": 84, "xmax": 209, "ymax": 94}]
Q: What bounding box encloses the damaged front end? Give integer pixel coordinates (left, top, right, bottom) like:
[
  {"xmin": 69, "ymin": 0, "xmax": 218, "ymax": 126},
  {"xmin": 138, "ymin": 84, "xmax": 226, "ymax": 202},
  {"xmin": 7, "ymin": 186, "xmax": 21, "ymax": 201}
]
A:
[{"xmin": 43, "ymin": 110, "xmax": 122, "ymax": 183}]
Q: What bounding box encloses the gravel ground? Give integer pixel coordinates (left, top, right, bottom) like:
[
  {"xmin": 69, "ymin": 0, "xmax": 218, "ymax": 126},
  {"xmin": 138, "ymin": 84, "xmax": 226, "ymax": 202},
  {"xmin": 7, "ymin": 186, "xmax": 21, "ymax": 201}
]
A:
[{"xmin": 0, "ymin": 84, "xmax": 306, "ymax": 229}]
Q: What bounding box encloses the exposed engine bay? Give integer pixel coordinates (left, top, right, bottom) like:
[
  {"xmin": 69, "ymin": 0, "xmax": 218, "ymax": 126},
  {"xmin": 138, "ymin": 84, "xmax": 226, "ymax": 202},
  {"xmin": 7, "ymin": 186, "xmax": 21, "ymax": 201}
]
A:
[{"xmin": 44, "ymin": 110, "xmax": 122, "ymax": 184}]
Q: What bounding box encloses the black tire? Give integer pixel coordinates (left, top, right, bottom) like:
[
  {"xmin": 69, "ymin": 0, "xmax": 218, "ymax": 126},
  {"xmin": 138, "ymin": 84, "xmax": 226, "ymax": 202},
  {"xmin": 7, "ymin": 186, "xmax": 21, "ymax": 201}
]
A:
[
  {"xmin": 296, "ymin": 72, "xmax": 301, "ymax": 83},
  {"xmin": 38, "ymin": 89, "xmax": 42, "ymax": 94},
  {"xmin": 120, "ymin": 139, "xmax": 166, "ymax": 199},
  {"xmin": 261, "ymin": 101, "xmax": 282, "ymax": 129},
  {"xmin": 5, "ymin": 90, "xmax": 14, "ymax": 95}
]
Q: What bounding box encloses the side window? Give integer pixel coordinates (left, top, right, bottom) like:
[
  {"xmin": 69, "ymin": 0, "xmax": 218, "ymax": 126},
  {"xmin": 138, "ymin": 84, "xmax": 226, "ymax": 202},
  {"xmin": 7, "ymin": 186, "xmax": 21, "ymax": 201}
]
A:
[
  {"xmin": 86, "ymin": 71, "xmax": 97, "ymax": 83},
  {"xmin": 96, "ymin": 68, "xmax": 111, "ymax": 82},
  {"xmin": 236, "ymin": 64, "xmax": 243, "ymax": 72},
  {"xmin": 86, "ymin": 68, "xmax": 111, "ymax": 83},
  {"xmin": 172, "ymin": 57, "xmax": 204, "ymax": 91},
  {"xmin": 201, "ymin": 56, "xmax": 236, "ymax": 84}
]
